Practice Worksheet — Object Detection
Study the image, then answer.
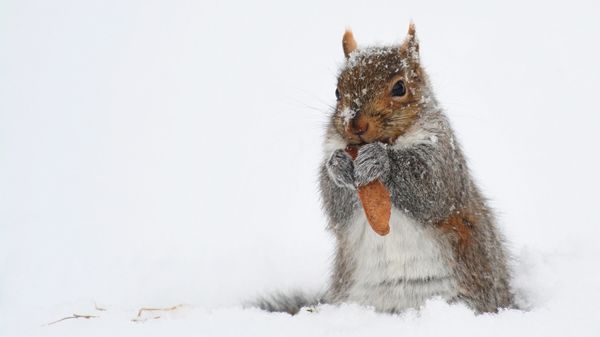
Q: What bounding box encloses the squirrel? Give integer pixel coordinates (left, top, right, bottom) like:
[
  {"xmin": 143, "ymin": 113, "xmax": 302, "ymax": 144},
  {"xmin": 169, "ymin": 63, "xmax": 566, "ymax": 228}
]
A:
[{"xmin": 254, "ymin": 23, "xmax": 515, "ymax": 315}]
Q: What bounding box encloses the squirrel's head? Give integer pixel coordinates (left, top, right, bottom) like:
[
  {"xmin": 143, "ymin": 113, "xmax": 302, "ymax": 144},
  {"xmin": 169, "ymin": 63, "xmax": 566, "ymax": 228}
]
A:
[{"xmin": 333, "ymin": 23, "xmax": 429, "ymax": 145}]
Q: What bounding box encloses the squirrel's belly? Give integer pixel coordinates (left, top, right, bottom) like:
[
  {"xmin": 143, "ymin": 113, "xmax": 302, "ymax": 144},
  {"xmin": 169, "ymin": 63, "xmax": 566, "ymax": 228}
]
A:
[{"xmin": 344, "ymin": 207, "xmax": 457, "ymax": 312}]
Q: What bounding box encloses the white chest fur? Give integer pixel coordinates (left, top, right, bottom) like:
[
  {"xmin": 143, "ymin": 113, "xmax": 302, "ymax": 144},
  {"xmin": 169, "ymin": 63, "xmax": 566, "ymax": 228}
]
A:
[{"xmin": 344, "ymin": 207, "xmax": 457, "ymax": 312}]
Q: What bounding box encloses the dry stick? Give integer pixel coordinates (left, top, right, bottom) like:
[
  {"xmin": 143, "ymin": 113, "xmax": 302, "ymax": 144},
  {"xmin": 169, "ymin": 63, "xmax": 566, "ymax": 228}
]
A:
[
  {"xmin": 45, "ymin": 313, "xmax": 98, "ymax": 326},
  {"xmin": 132, "ymin": 304, "xmax": 185, "ymax": 322}
]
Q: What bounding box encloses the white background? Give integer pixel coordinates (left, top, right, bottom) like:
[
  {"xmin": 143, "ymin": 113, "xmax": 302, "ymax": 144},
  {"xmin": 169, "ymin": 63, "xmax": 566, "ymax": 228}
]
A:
[{"xmin": 1, "ymin": 0, "xmax": 599, "ymax": 336}]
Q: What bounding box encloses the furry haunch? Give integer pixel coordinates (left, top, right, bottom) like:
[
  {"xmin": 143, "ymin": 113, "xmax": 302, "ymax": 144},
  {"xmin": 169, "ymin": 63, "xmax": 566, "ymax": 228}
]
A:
[{"xmin": 254, "ymin": 23, "xmax": 515, "ymax": 315}]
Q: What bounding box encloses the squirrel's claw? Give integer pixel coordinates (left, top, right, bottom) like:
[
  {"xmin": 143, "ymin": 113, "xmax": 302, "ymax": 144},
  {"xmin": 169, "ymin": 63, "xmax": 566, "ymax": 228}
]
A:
[{"xmin": 326, "ymin": 149, "xmax": 356, "ymax": 189}]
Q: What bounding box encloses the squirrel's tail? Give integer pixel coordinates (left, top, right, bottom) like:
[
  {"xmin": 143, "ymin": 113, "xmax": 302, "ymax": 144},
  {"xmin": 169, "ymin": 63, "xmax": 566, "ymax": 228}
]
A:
[{"xmin": 249, "ymin": 290, "xmax": 325, "ymax": 315}]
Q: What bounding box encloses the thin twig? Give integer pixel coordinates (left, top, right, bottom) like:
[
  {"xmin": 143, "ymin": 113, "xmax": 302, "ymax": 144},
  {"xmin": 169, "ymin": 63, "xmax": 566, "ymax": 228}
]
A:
[
  {"xmin": 45, "ymin": 313, "xmax": 98, "ymax": 326},
  {"xmin": 132, "ymin": 304, "xmax": 185, "ymax": 322}
]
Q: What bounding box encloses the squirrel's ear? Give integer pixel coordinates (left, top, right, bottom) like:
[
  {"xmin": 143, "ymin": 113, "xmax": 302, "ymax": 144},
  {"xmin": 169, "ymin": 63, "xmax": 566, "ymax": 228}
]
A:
[
  {"xmin": 401, "ymin": 22, "xmax": 419, "ymax": 60},
  {"xmin": 343, "ymin": 29, "xmax": 357, "ymax": 58}
]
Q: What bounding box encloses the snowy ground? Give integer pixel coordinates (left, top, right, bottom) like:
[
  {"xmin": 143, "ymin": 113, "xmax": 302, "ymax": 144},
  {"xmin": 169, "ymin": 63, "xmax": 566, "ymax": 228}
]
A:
[{"xmin": 1, "ymin": 0, "xmax": 600, "ymax": 336}]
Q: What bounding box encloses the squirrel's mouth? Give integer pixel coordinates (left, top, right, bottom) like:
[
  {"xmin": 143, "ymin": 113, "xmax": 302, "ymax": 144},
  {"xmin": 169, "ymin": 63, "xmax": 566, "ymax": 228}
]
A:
[
  {"xmin": 346, "ymin": 135, "xmax": 393, "ymax": 146},
  {"xmin": 349, "ymin": 136, "xmax": 366, "ymax": 146}
]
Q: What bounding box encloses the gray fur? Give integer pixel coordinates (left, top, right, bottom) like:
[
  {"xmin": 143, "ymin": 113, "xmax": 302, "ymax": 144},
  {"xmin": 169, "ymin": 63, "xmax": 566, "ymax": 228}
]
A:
[
  {"xmin": 326, "ymin": 149, "xmax": 356, "ymax": 189},
  {"xmin": 353, "ymin": 143, "xmax": 391, "ymax": 187},
  {"xmin": 252, "ymin": 291, "xmax": 323, "ymax": 315}
]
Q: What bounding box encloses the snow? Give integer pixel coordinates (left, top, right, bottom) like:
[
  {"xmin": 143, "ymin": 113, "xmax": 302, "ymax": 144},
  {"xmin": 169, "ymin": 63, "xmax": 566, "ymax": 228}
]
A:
[
  {"xmin": 1, "ymin": 0, "xmax": 600, "ymax": 336},
  {"xmin": 340, "ymin": 106, "xmax": 357, "ymax": 125},
  {"xmin": 345, "ymin": 46, "xmax": 395, "ymax": 69}
]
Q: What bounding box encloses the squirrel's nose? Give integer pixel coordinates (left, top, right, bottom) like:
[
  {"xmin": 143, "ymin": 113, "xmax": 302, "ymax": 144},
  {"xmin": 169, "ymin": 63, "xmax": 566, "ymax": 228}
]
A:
[{"xmin": 352, "ymin": 119, "xmax": 369, "ymax": 136}]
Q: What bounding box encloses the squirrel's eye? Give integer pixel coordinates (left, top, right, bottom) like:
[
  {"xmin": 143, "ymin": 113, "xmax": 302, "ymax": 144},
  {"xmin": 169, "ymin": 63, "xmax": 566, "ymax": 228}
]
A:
[
  {"xmin": 335, "ymin": 88, "xmax": 341, "ymax": 101},
  {"xmin": 391, "ymin": 80, "xmax": 406, "ymax": 97}
]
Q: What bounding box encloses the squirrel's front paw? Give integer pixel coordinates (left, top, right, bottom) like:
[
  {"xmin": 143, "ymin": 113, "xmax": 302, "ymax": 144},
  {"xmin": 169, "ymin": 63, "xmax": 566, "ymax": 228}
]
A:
[
  {"xmin": 354, "ymin": 142, "xmax": 390, "ymax": 187},
  {"xmin": 326, "ymin": 149, "xmax": 355, "ymax": 189}
]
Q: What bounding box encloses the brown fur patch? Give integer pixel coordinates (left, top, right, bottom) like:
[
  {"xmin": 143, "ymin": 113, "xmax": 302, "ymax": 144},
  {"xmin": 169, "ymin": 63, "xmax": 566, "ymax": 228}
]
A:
[
  {"xmin": 369, "ymin": 76, "xmax": 421, "ymax": 143},
  {"xmin": 400, "ymin": 22, "xmax": 419, "ymax": 55},
  {"xmin": 438, "ymin": 211, "xmax": 474, "ymax": 251},
  {"xmin": 408, "ymin": 22, "xmax": 416, "ymax": 37},
  {"xmin": 342, "ymin": 30, "xmax": 357, "ymax": 58}
]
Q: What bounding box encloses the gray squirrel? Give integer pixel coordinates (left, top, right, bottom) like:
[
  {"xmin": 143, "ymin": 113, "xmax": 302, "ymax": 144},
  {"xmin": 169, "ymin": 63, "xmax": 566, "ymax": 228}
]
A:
[{"xmin": 255, "ymin": 24, "xmax": 515, "ymax": 315}]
